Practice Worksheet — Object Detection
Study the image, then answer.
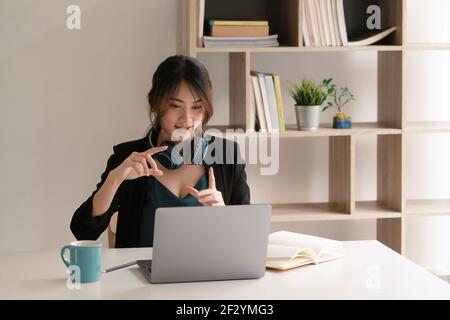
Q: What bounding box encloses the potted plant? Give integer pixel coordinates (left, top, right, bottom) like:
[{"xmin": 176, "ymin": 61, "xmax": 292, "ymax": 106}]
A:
[
  {"xmin": 289, "ymin": 78, "xmax": 329, "ymax": 131},
  {"xmin": 321, "ymin": 79, "xmax": 356, "ymax": 129}
]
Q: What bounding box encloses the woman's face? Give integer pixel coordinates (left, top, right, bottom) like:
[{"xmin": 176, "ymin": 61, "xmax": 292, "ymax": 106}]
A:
[{"xmin": 158, "ymin": 81, "xmax": 205, "ymax": 142}]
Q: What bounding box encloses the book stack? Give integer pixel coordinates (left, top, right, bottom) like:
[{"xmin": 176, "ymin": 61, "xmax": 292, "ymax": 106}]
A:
[
  {"xmin": 302, "ymin": 0, "xmax": 397, "ymax": 47},
  {"xmin": 203, "ymin": 20, "xmax": 279, "ymax": 47},
  {"xmin": 250, "ymin": 70, "xmax": 285, "ymax": 133}
]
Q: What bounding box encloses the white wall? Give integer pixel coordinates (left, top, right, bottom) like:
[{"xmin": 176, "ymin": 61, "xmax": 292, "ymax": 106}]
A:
[
  {"xmin": 0, "ymin": 0, "xmax": 176, "ymax": 250},
  {"xmin": 0, "ymin": 0, "xmax": 448, "ymax": 274}
]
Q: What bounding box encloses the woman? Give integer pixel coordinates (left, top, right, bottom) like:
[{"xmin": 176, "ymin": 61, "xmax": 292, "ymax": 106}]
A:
[{"xmin": 70, "ymin": 55, "xmax": 251, "ymax": 248}]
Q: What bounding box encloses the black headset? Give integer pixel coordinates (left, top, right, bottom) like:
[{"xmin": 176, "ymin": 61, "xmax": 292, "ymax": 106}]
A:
[{"xmin": 148, "ymin": 127, "xmax": 209, "ymax": 170}]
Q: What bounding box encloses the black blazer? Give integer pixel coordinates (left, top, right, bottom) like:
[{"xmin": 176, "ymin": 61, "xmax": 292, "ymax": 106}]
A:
[{"xmin": 70, "ymin": 133, "xmax": 251, "ymax": 248}]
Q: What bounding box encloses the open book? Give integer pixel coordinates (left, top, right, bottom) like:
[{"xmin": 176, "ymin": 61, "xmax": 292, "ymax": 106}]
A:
[{"xmin": 266, "ymin": 231, "xmax": 344, "ymax": 270}]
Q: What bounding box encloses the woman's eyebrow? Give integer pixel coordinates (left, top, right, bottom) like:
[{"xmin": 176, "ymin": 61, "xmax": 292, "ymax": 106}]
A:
[{"xmin": 169, "ymin": 98, "xmax": 202, "ymax": 104}]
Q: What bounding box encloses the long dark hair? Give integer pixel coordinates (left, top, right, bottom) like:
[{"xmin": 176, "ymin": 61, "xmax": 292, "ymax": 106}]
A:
[{"xmin": 147, "ymin": 55, "xmax": 213, "ymax": 134}]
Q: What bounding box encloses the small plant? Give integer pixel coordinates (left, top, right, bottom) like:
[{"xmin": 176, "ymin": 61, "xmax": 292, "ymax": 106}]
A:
[
  {"xmin": 321, "ymin": 79, "xmax": 356, "ymax": 120},
  {"xmin": 288, "ymin": 78, "xmax": 330, "ymax": 106},
  {"xmin": 289, "ymin": 78, "xmax": 332, "ymax": 131}
]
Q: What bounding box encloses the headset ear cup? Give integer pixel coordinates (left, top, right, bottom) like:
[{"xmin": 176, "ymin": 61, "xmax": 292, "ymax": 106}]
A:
[
  {"xmin": 154, "ymin": 144, "xmax": 184, "ymax": 170},
  {"xmin": 152, "ymin": 133, "xmax": 208, "ymax": 169}
]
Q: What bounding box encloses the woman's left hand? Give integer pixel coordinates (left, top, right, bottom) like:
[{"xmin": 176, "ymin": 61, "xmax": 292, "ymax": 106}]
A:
[{"xmin": 185, "ymin": 167, "xmax": 225, "ymax": 206}]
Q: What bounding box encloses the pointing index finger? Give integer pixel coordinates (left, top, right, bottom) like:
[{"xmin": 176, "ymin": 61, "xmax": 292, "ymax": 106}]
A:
[
  {"xmin": 208, "ymin": 167, "xmax": 216, "ymax": 190},
  {"xmin": 184, "ymin": 186, "xmax": 199, "ymax": 199},
  {"xmin": 146, "ymin": 145, "xmax": 168, "ymax": 155}
]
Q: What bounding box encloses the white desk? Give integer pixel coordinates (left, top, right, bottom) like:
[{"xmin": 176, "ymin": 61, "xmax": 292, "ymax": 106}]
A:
[{"xmin": 1, "ymin": 240, "xmax": 448, "ymax": 300}]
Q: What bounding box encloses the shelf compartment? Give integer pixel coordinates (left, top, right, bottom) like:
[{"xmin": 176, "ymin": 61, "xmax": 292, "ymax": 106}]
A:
[
  {"xmin": 191, "ymin": 0, "xmax": 404, "ymax": 52},
  {"xmin": 271, "ymin": 202, "xmax": 401, "ymax": 222},
  {"xmin": 405, "ymin": 134, "xmax": 450, "ymax": 218},
  {"xmin": 406, "ymin": 122, "xmax": 450, "ymax": 133},
  {"xmin": 354, "ymin": 133, "xmax": 404, "ymax": 254},
  {"xmin": 353, "ymin": 136, "xmax": 403, "ymax": 214},
  {"xmin": 406, "ymin": 199, "xmax": 450, "ymax": 216},
  {"xmin": 202, "ymin": 0, "xmax": 301, "ymax": 47},
  {"xmin": 377, "ymin": 134, "xmax": 403, "ymax": 211},
  {"xmin": 378, "ymin": 51, "xmax": 403, "ymax": 129},
  {"xmin": 205, "ymin": 122, "xmax": 401, "ymax": 138},
  {"xmin": 377, "ymin": 134, "xmax": 404, "ymax": 254},
  {"xmin": 330, "ymin": 136, "xmax": 354, "ymax": 214}
]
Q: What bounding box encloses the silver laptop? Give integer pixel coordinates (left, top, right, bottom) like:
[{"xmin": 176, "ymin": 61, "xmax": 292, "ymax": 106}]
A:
[{"xmin": 137, "ymin": 204, "xmax": 272, "ymax": 284}]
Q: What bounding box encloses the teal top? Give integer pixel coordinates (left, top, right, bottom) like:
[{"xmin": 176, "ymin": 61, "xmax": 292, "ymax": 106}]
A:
[{"xmin": 139, "ymin": 173, "xmax": 208, "ymax": 247}]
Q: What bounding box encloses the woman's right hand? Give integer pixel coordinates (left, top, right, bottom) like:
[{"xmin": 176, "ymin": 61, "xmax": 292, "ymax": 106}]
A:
[{"xmin": 109, "ymin": 146, "xmax": 168, "ymax": 183}]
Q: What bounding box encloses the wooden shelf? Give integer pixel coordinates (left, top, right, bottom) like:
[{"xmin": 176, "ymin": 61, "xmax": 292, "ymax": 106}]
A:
[
  {"xmin": 179, "ymin": 0, "xmax": 406, "ymax": 254},
  {"xmin": 206, "ymin": 122, "xmax": 401, "ymax": 138},
  {"xmin": 406, "ymin": 43, "xmax": 450, "ymax": 51},
  {"xmin": 406, "ymin": 122, "xmax": 450, "ymax": 133},
  {"xmin": 406, "ymin": 199, "xmax": 450, "ymax": 216},
  {"xmin": 270, "ymin": 202, "xmax": 401, "ymax": 222},
  {"xmin": 196, "ymin": 45, "xmax": 404, "ymax": 53},
  {"xmin": 355, "ymin": 201, "xmax": 402, "ymax": 217}
]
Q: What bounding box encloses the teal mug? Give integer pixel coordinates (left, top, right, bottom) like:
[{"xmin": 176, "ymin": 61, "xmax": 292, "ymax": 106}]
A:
[{"xmin": 61, "ymin": 241, "xmax": 102, "ymax": 283}]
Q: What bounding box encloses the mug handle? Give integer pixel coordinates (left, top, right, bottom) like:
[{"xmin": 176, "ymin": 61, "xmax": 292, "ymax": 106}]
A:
[{"xmin": 60, "ymin": 245, "xmax": 71, "ymax": 268}]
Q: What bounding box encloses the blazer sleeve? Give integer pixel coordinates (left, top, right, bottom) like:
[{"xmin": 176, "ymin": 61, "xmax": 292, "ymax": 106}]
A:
[
  {"xmin": 70, "ymin": 150, "xmax": 123, "ymax": 240},
  {"xmin": 229, "ymin": 141, "xmax": 251, "ymax": 205}
]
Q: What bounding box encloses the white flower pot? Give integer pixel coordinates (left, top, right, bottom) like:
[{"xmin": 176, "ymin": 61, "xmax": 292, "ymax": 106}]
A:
[{"xmin": 295, "ymin": 105, "xmax": 320, "ymax": 131}]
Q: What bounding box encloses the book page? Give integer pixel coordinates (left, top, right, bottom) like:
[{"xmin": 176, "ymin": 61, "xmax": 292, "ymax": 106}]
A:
[
  {"xmin": 315, "ymin": 250, "xmax": 345, "ymax": 264},
  {"xmin": 335, "ymin": 0, "xmax": 348, "ymax": 45},
  {"xmin": 269, "ymin": 231, "xmax": 342, "ymax": 255},
  {"xmin": 251, "ymin": 75, "xmax": 267, "ymax": 131},
  {"xmin": 267, "ymin": 244, "xmax": 315, "ymax": 259},
  {"xmin": 266, "ymin": 257, "xmax": 314, "ymax": 270},
  {"xmin": 264, "ymin": 74, "xmax": 280, "ymax": 132},
  {"xmin": 347, "ymin": 26, "xmax": 397, "ymax": 46}
]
